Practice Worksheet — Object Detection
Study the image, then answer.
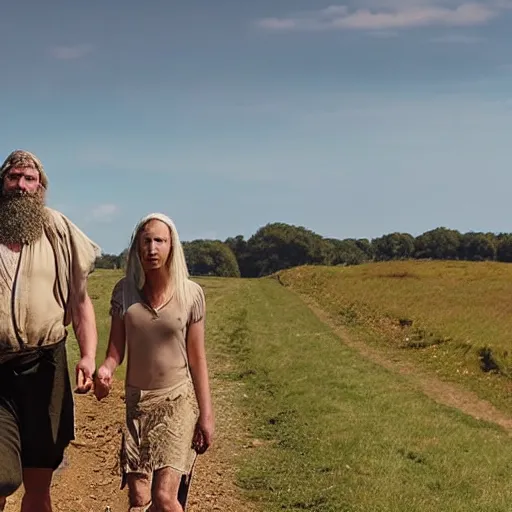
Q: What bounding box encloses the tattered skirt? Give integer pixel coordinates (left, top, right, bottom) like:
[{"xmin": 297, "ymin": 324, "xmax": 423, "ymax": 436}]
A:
[{"xmin": 120, "ymin": 379, "xmax": 199, "ymax": 483}]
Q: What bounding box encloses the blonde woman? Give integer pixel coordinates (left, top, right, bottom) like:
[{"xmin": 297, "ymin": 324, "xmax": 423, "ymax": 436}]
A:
[{"xmin": 94, "ymin": 213, "xmax": 214, "ymax": 512}]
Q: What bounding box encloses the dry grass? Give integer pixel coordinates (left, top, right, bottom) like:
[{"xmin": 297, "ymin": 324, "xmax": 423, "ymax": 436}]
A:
[
  {"xmin": 278, "ymin": 260, "xmax": 512, "ymax": 411},
  {"xmin": 215, "ymin": 275, "xmax": 512, "ymax": 511}
]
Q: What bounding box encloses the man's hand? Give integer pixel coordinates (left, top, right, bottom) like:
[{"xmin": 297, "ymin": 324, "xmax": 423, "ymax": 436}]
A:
[
  {"xmin": 192, "ymin": 414, "xmax": 214, "ymax": 455},
  {"xmin": 93, "ymin": 365, "xmax": 113, "ymax": 401},
  {"xmin": 70, "ymin": 290, "xmax": 98, "ymax": 394},
  {"xmin": 75, "ymin": 356, "xmax": 95, "ymax": 394}
]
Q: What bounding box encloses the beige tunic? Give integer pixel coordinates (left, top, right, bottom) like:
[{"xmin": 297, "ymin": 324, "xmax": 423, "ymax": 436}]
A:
[
  {"xmin": 110, "ymin": 277, "xmax": 205, "ymax": 476},
  {"xmin": 0, "ymin": 208, "xmax": 100, "ymax": 363},
  {"xmin": 110, "ymin": 277, "xmax": 205, "ymax": 390}
]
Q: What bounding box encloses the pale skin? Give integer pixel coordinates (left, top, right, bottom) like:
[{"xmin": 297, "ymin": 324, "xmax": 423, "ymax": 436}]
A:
[
  {"xmin": 94, "ymin": 219, "xmax": 214, "ymax": 512},
  {"xmin": 0, "ymin": 166, "xmax": 98, "ymax": 512}
]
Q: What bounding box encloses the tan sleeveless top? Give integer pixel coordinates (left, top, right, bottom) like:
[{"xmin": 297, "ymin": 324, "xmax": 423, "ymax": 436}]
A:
[{"xmin": 110, "ymin": 277, "xmax": 205, "ymax": 390}]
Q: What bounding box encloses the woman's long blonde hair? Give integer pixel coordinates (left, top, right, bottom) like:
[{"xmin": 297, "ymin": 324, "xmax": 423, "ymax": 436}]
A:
[{"xmin": 125, "ymin": 212, "xmax": 193, "ymax": 310}]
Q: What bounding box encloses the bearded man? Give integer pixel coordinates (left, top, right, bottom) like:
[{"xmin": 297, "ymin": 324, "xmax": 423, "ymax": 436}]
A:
[{"xmin": 0, "ymin": 150, "xmax": 101, "ymax": 512}]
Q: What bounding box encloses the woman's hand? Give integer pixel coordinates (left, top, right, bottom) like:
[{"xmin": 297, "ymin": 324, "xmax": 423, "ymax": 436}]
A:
[
  {"xmin": 93, "ymin": 364, "xmax": 113, "ymax": 401},
  {"xmin": 192, "ymin": 414, "xmax": 214, "ymax": 454}
]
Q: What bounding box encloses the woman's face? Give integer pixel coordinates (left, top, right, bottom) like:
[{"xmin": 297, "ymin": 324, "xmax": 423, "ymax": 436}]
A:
[{"xmin": 138, "ymin": 219, "xmax": 172, "ymax": 272}]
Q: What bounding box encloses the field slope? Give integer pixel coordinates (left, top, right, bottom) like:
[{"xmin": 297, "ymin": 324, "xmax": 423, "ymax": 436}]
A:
[{"xmin": 279, "ymin": 260, "xmax": 512, "ymax": 412}]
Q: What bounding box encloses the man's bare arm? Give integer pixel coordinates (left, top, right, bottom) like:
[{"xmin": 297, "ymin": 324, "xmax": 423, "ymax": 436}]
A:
[
  {"xmin": 187, "ymin": 318, "xmax": 214, "ymax": 453},
  {"xmin": 71, "ymin": 287, "xmax": 98, "ymax": 392}
]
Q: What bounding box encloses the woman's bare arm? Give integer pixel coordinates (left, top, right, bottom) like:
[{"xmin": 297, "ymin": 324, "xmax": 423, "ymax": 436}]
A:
[
  {"xmin": 94, "ymin": 315, "xmax": 126, "ymax": 400},
  {"xmin": 187, "ymin": 318, "xmax": 214, "ymax": 452},
  {"xmin": 102, "ymin": 315, "xmax": 126, "ymax": 372}
]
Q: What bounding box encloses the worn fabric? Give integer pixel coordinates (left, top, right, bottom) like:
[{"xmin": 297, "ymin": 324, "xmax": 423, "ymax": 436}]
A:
[
  {"xmin": 0, "ymin": 207, "xmax": 100, "ymax": 363},
  {"xmin": 0, "ymin": 245, "xmax": 20, "ymax": 282},
  {"xmin": 121, "ymin": 380, "xmax": 199, "ymax": 480},
  {"xmin": 110, "ymin": 277, "xmax": 205, "ymax": 391},
  {"xmin": 0, "ymin": 340, "xmax": 74, "ymax": 496}
]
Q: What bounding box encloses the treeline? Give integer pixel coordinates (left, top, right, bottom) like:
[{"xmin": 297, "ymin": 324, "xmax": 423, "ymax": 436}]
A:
[
  {"xmin": 96, "ymin": 249, "xmax": 128, "ymax": 270},
  {"xmin": 95, "ymin": 224, "xmax": 512, "ymax": 277}
]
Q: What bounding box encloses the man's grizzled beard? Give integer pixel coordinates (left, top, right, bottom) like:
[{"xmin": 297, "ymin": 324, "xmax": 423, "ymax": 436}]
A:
[{"xmin": 0, "ymin": 189, "xmax": 49, "ymax": 245}]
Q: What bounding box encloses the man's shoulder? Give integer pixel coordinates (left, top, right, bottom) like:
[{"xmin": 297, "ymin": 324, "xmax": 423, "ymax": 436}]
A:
[
  {"xmin": 45, "ymin": 207, "xmax": 84, "ymax": 234},
  {"xmin": 45, "ymin": 207, "xmax": 101, "ymax": 257},
  {"xmin": 45, "ymin": 207, "xmax": 63, "ymax": 218},
  {"xmin": 45, "ymin": 207, "xmax": 68, "ymax": 234}
]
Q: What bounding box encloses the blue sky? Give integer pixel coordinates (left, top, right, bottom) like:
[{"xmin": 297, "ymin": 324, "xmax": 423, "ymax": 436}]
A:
[{"xmin": 1, "ymin": 0, "xmax": 512, "ymax": 254}]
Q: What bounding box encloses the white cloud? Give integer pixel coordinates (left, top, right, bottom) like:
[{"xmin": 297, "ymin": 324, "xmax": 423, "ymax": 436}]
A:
[
  {"xmin": 367, "ymin": 30, "xmax": 399, "ymax": 37},
  {"xmin": 184, "ymin": 230, "xmax": 219, "ymax": 242},
  {"xmin": 430, "ymin": 32, "xmax": 484, "ymax": 42},
  {"xmin": 493, "ymin": 0, "xmax": 512, "ymax": 8},
  {"xmin": 49, "ymin": 44, "xmax": 94, "ymax": 60},
  {"xmin": 257, "ymin": 2, "xmax": 500, "ymax": 32},
  {"xmin": 89, "ymin": 203, "xmax": 120, "ymax": 223},
  {"xmin": 258, "ymin": 18, "xmax": 297, "ymax": 30}
]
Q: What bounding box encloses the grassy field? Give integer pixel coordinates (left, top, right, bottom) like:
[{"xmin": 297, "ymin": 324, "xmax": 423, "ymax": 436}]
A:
[
  {"xmin": 279, "ymin": 261, "xmax": 512, "ymax": 411},
  {"xmin": 66, "ymin": 266, "xmax": 512, "ymax": 511},
  {"xmin": 207, "ymin": 275, "xmax": 512, "ymax": 511}
]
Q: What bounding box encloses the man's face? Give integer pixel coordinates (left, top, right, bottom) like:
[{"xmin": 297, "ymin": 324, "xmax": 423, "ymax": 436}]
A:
[
  {"xmin": 3, "ymin": 166, "xmax": 41, "ymax": 194},
  {"xmin": 138, "ymin": 220, "xmax": 172, "ymax": 272}
]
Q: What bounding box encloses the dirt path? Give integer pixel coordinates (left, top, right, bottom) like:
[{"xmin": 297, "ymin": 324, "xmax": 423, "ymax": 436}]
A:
[
  {"xmin": 5, "ymin": 373, "xmax": 256, "ymax": 512},
  {"xmin": 302, "ymin": 296, "xmax": 512, "ymax": 433},
  {"xmin": 5, "ymin": 386, "xmax": 128, "ymax": 512}
]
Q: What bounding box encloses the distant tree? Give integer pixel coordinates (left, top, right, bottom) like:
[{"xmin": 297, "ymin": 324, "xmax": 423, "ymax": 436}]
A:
[
  {"xmin": 118, "ymin": 248, "xmax": 129, "ymax": 269},
  {"xmin": 414, "ymin": 227, "xmax": 462, "ymax": 260},
  {"xmin": 183, "ymin": 240, "xmax": 241, "ymax": 277},
  {"xmin": 225, "ymin": 235, "xmax": 247, "ymax": 259},
  {"xmin": 459, "ymin": 232, "xmax": 496, "ymax": 261},
  {"xmin": 497, "ymin": 235, "xmax": 512, "ymax": 262},
  {"xmin": 372, "ymin": 233, "xmax": 415, "ymax": 261},
  {"xmin": 483, "ymin": 232, "xmax": 499, "ymax": 248},
  {"xmin": 95, "ymin": 253, "xmax": 121, "ymax": 269},
  {"xmin": 224, "ymin": 235, "xmax": 253, "ymax": 277},
  {"xmin": 326, "ymin": 238, "xmax": 368, "ymax": 266},
  {"xmin": 354, "ymin": 238, "xmax": 374, "ymax": 260},
  {"xmin": 245, "ymin": 222, "xmax": 331, "ymax": 277}
]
